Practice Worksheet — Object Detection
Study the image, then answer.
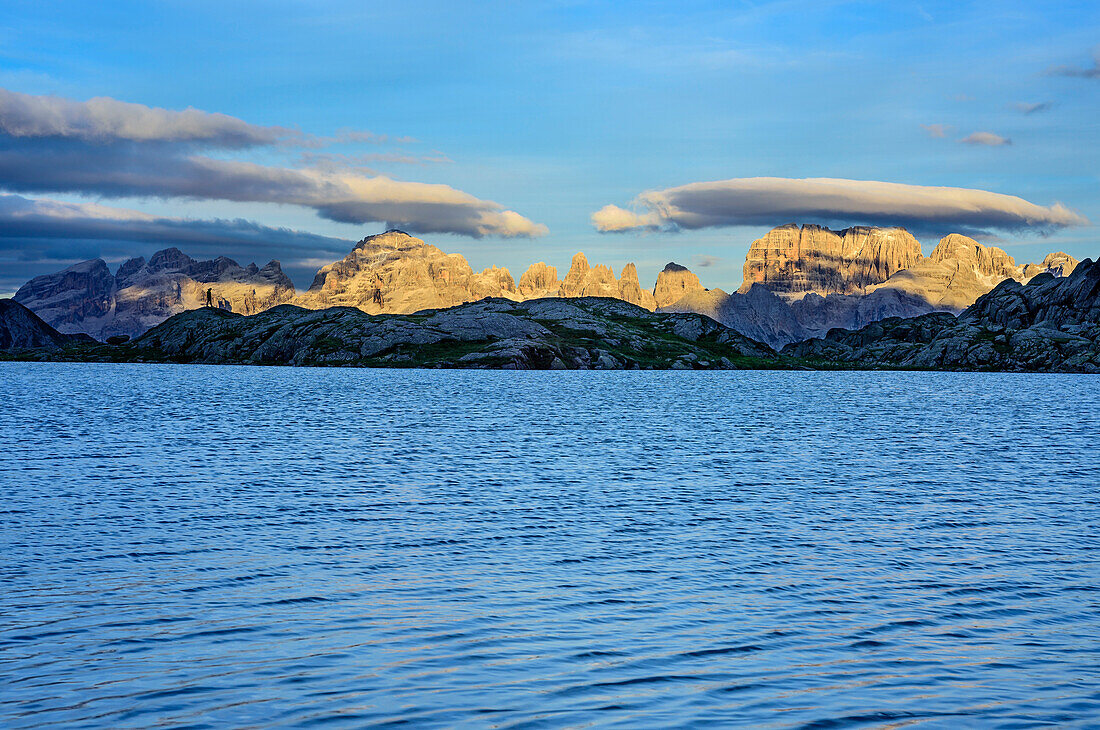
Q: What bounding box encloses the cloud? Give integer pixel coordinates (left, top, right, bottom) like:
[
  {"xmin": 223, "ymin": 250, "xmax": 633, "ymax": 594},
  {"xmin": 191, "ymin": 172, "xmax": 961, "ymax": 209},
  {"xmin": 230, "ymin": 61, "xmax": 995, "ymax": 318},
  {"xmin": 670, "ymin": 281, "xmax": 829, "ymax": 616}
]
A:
[
  {"xmin": 1012, "ymin": 101, "xmax": 1053, "ymax": 115},
  {"xmin": 0, "ymin": 88, "xmax": 298, "ymax": 147},
  {"xmin": 921, "ymin": 123, "xmax": 952, "ymax": 138},
  {"xmin": 0, "ymin": 193, "xmax": 352, "ymax": 259},
  {"xmin": 1046, "ymin": 47, "xmax": 1100, "ymax": 79},
  {"xmin": 692, "ymin": 254, "xmax": 721, "ymax": 268},
  {"xmin": 592, "ymin": 177, "xmax": 1087, "ymax": 237},
  {"xmin": 959, "ymin": 131, "xmax": 1011, "ymax": 146},
  {"xmin": 0, "ymin": 89, "xmax": 546, "ymax": 238}
]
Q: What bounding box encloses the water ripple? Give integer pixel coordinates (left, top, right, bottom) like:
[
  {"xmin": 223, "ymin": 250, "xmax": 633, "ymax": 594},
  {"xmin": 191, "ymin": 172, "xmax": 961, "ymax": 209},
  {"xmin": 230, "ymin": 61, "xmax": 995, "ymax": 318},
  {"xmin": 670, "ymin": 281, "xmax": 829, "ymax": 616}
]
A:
[{"xmin": 1, "ymin": 363, "xmax": 1099, "ymax": 727}]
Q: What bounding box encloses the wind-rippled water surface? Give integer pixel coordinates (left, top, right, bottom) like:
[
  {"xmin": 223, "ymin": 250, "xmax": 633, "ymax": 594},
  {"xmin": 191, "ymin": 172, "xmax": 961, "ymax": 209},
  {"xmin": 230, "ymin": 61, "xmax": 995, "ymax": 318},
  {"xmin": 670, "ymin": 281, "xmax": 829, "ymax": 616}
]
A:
[{"xmin": 2, "ymin": 362, "xmax": 1099, "ymax": 728}]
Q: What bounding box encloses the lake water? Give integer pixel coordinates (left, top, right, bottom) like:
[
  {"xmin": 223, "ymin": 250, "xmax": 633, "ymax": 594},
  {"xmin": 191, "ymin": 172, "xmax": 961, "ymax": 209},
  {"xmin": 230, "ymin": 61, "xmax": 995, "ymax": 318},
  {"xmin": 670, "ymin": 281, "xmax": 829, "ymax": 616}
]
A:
[{"xmin": 2, "ymin": 363, "xmax": 1099, "ymax": 728}]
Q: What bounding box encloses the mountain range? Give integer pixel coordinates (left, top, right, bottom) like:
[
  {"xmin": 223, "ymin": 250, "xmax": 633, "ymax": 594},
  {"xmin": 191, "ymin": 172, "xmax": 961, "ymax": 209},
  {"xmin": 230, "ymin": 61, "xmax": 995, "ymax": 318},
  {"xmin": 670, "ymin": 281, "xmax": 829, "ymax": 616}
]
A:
[
  {"xmin": 11, "ymin": 224, "xmax": 1081, "ymax": 346},
  {"xmin": 5, "ymin": 257, "xmax": 1097, "ymax": 372}
]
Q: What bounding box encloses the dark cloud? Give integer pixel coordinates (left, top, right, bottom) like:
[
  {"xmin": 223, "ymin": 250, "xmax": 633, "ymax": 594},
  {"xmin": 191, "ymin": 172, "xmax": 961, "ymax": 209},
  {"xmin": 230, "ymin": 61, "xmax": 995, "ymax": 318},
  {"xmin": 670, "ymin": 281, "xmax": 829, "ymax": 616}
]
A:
[
  {"xmin": 1012, "ymin": 101, "xmax": 1053, "ymax": 115},
  {"xmin": 0, "ymin": 89, "xmax": 546, "ymax": 238},
  {"xmin": 1046, "ymin": 48, "xmax": 1100, "ymax": 79},
  {"xmin": 593, "ymin": 177, "xmax": 1087, "ymax": 238},
  {"xmin": 0, "ymin": 194, "xmax": 354, "ymax": 290}
]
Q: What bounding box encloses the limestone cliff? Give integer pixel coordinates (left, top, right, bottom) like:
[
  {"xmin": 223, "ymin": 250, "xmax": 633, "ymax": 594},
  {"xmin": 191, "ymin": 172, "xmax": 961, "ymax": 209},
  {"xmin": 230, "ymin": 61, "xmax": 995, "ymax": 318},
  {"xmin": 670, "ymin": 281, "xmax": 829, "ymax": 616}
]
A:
[
  {"xmin": 739, "ymin": 224, "xmax": 923, "ymax": 297},
  {"xmin": 14, "ymin": 249, "xmax": 294, "ymax": 339}
]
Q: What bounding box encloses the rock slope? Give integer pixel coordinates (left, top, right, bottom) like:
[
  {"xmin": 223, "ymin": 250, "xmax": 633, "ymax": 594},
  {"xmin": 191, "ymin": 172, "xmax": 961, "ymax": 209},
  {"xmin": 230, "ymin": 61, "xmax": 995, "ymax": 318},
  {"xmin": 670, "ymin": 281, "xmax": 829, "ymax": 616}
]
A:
[
  {"xmin": 0, "ymin": 299, "xmax": 95, "ymax": 350},
  {"xmin": 782, "ymin": 258, "xmax": 1100, "ymax": 372},
  {"xmin": 14, "ymin": 249, "xmax": 294, "ymax": 339},
  {"xmin": 66, "ymin": 297, "xmax": 777, "ymax": 370}
]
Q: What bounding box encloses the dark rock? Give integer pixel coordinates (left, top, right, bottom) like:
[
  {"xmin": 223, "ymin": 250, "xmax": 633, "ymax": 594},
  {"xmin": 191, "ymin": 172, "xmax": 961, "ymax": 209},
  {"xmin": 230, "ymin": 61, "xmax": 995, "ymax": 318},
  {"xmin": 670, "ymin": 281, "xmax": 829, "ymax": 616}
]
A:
[{"xmin": 0, "ymin": 299, "xmax": 94, "ymax": 351}]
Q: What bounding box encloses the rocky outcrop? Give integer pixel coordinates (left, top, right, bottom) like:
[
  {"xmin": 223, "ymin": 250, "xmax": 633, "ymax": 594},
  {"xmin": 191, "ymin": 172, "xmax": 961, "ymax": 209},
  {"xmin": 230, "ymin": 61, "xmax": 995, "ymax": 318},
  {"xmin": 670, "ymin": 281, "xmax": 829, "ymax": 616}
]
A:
[
  {"xmin": 60, "ymin": 297, "xmax": 774, "ymax": 370},
  {"xmin": 0, "ymin": 299, "xmax": 95, "ymax": 350},
  {"xmin": 14, "ymin": 249, "xmax": 294, "ymax": 339},
  {"xmin": 783, "ymin": 258, "xmax": 1100, "ymax": 373},
  {"xmin": 653, "ymin": 263, "xmax": 705, "ymax": 308},
  {"xmin": 739, "ymin": 224, "xmax": 923, "ymax": 297},
  {"xmin": 294, "ymin": 230, "xmax": 521, "ymax": 314}
]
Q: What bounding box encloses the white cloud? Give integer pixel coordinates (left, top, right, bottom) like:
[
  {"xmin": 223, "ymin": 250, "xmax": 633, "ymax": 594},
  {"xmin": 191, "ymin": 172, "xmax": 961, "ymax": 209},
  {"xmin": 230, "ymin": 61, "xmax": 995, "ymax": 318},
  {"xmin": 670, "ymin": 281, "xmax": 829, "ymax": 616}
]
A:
[
  {"xmin": 921, "ymin": 123, "xmax": 952, "ymax": 138},
  {"xmin": 592, "ymin": 177, "xmax": 1087, "ymax": 236},
  {"xmin": 959, "ymin": 131, "xmax": 1011, "ymax": 146}
]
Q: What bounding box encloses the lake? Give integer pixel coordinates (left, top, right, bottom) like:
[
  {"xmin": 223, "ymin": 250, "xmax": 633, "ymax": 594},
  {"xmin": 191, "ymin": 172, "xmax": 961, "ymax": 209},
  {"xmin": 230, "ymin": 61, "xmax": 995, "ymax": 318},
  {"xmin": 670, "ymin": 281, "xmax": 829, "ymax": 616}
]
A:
[{"xmin": 2, "ymin": 363, "xmax": 1098, "ymax": 728}]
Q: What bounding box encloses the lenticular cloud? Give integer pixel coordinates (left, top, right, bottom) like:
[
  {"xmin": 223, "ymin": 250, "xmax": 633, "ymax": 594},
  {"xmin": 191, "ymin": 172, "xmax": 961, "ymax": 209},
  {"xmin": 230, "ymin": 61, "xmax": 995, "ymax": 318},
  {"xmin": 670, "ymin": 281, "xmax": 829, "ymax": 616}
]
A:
[{"xmin": 592, "ymin": 177, "xmax": 1086, "ymax": 236}]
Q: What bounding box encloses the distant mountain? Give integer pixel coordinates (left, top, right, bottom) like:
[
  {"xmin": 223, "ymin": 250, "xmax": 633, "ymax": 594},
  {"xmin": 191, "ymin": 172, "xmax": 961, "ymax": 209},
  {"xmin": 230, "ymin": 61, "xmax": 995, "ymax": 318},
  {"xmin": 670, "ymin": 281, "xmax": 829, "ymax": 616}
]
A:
[
  {"xmin": 661, "ymin": 226, "xmax": 1080, "ymax": 348},
  {"xmin": 0, "ymin": 299, "xmax": 95, "ymax": 351},
  {"xmin": 14, "ymin": 249, "xmax": 295, "ymax": 339},
  {"xmin": 783, "ymin": 258, "xmax": 1100, "ymax": 373}
]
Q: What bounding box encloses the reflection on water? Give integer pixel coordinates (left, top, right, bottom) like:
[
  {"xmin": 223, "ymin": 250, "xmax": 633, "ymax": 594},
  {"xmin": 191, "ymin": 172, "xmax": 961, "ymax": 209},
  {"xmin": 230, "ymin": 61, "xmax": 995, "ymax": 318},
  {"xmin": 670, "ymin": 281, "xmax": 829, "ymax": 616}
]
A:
[{"xmin": 1, "ymin": 363, "xmax": 1098, "ymax": 727}]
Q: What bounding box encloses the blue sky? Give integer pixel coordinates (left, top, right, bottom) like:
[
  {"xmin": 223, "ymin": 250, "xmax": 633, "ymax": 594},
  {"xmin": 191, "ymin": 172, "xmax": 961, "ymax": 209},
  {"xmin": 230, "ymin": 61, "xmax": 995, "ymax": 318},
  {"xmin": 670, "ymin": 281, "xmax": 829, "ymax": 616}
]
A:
[{"xmin": 0, "ymin": 0, "xmax": 1098, "ymax": 293}]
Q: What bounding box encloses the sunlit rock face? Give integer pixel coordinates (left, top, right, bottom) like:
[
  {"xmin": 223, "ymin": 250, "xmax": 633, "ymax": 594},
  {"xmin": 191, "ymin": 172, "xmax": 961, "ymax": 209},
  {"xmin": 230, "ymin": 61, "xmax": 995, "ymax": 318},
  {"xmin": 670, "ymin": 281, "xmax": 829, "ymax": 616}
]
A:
[
  {"xmin": 617, "ymin": 263, "xmax": 657, "ymax": 310},
  {"xmin": 558, "ymin": 252, "xmax": 619, "ymax": 299},
  {"xmin": 653, "ymin": 263, "xmax": 705, "ymax": 308},
  {"xmin": 294, "ymin": 230, "xmax": 521, "ymax": 314},
  {"xmin": 1022, "ymin": 252, "xmax": 1079, "ymax": 280},
  {"xmin": 14, "ymin": 249, "xmax": 294, "ymax": 339},
  {"xmin": 551, "ymin": 252, "xmax": 656, "ymax": 309},
  {"xmin": 518, "ymin": 262, "xmax": 560, "ymax": 298},
  {"xmin": 870, "ymin": 234, "xmax": 1081, "ymax": 312},
  {"xmin": 660, "ymin": 228, "xmax": 1082, "ymax": 349},
  {"xmin": 738, "ymin": 224, "xmax": 923, "ymax": 297}
]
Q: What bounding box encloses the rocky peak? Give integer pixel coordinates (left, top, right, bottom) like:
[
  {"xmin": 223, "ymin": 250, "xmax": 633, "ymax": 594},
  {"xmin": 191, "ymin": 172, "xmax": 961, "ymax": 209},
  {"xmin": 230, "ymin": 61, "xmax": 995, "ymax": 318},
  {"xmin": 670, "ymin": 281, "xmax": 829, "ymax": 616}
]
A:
[
  {"xmin": 116, "ymin": 256, "xmax": 147, "ymax": 285},
  {"xmin": 14, "ymin": 258, "xmax": 115, "ymax": 327},
  {"xmin": 518, "ymin": 262, "xmax": 559, "ymax": 297},
  {"xmin": 147, "ymin": 247, "xmax": 195, "ymax": 273},
  {"xmin": 929, "ymin": 234, "xmax": 1018, "ymax": 278},
  {"xmin": 558, "ymin": 252, "xmax": 619, "ymax": 299},
  {"xmin": 617, "ymin": 263, "xmax": 657, "ymax": 309},
  {"xmin": 653, "ymin": 262, "xmax": 705, "ymax": 307},
  {"xmin": 1022, "ymin": 251, "xmax": 1079, "ymax": 280},
  {"xmin": 296, "ymin": 230, "xmax": 518, "ymax": 314}
]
